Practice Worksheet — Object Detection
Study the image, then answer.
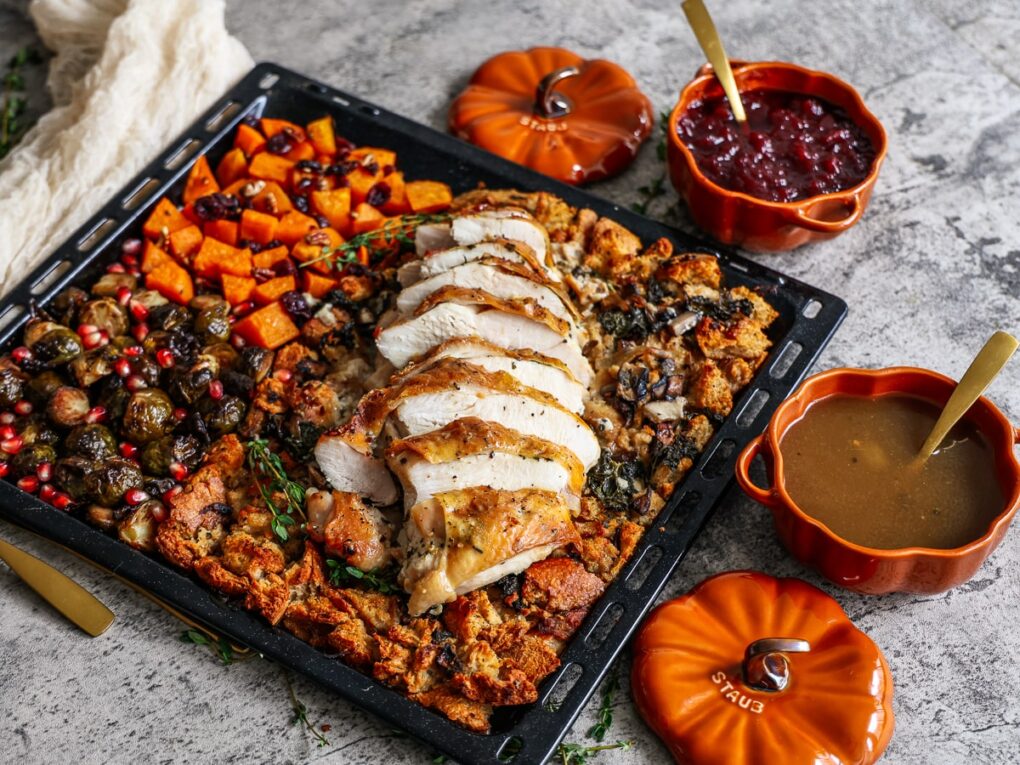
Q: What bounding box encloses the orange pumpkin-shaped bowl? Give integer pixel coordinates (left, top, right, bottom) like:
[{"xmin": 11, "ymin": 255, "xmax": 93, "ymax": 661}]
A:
[
  {"xmin": 735, "ymin": 367, "xmax": 1020, "ymax": 593},
  {"xmin": 449, "ymin": 47, "xmax": 653, "ymax": 184},
  {"xmin": 666, "ymin": 61, "xmax": 887, "ymax": 252},
  {"xmin": 632, "ymin": 571, "xmax": 894, "ymax": 765}
]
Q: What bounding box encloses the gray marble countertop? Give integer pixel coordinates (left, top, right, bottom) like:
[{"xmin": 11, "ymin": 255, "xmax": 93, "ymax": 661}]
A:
[{"xmin": 2, "ymin": 0, "xmax": 1019, "ymax": 763}]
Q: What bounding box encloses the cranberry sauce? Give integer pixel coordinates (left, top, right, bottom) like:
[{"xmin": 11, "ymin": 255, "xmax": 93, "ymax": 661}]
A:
[{"xmin": 676, "ymin": 89, "xmax": 875, "ymax": 202}]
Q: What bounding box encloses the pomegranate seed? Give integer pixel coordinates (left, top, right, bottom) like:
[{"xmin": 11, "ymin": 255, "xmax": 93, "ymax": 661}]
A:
[
  {"xmin": 0, "ymin": 462, "xmax": 9, "ymax": 478},
  {"xmin": 156, "ymin": 348, "xmax": 175, "ymax": 368},
  {"xmin": 85, "ymin": 406, "xmax": 107, "ymax": 424},
  {"xmin": 17, "ymin": 475, "xmax": 38, "ymax": 493},
  {"xmin": 39, "ymin": 483, "xmax": 56, "ymax": 502},
  {"xmin": 0, "ymin": 425, "xmax": 16, "ymax": 440},
  {"xmin": 121, "ymin": 253, "xmax": 139, "ymax": 268},
  {"xmin": 121, "ymin": 238, "xmax": 143, "ymax": 257},
  {"xmin": 81, "ymin": 331, "xmax": 102, "ymax": 350},
  {"xmin": 107, "ymin": 262, "xmax": 126, "ymax": 273},
  {"xmin": 1, "ymin": 436, "xmax": 23, "ymax": 454},
  {"xmin": 36, "ymin": 462, "xmax": 52, "ymax": 482},
  {"xmin": 151, "ymin": 502, "xmax": 169, "ymax": 523},
  {"xmin": 0, "ymin": 413, "xmax": 14, "ymax": 425},
  {"xmin": 130, "ymin": 301, "xmax": 149, "ymax": 321},
  {"xmin": 126, "ymin": 374, "xmax": 148, "ymax": 392},
  {"xmin": 11, "ymin": 346, "xmax": 32, "ymax": 365},
  {"xmin": 208, "ymin": 380, "xmax": 224, "ymax": 400},
  {"xmin": 13, "ymin": 400, "xmax": 32, "ymax": 416},
  {"xmin": 124, "ymin": 345, "xmax": 144, "ymax": 357},
  {"xmin": 53, "ymin": 493, "xmax": 73, "ymax": 510},
  {"xmin": 119, "ymin": 442, "xmax": 138, "ymax": 458},
  {"xmin": 116, "ymin": 285, "xmax": 133, "ymax": 306},
  {"xmin": 173, "ymin": 407, "xmax": 187, "ymax": 421},
  {"xmin": 230, "ymin": 333, "xmax": 246, "ymax": 349},
  {"xmin": 231, "ymin": 301, "xmax": 254, "ymax": 316},
  {"xmin": 132, "ymin": 322, "xmax": 150, "ymax": 342},
  {"xmin": 124, "ymin": 488, "xmax": 149, "ymax": 506},
  {"xmin": 169, "ymin": 462, "xmax": 189, "ymax": 482},
  {"xmin": 274, "ymin": 369, "xmax": 293, "ymax": 382},
  {"xmin": 163, "ymin": 485, "xmax": 182, "ymax": 504},
  {"xmin": 129, "ymin": 269, "xmax": 142, "ymax": 278},
  {"xmin": 98, "ymin": 329, "xmax": 110, "ymax": 344},
  {"xmin": 114, "ymin": 358, "xmax": 133, "ymax": 377}
]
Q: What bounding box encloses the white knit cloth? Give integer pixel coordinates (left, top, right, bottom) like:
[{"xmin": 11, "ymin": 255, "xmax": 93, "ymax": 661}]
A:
[{"xmin": 0, "ymin": 0, "xmax": 253, "ymax": 292}]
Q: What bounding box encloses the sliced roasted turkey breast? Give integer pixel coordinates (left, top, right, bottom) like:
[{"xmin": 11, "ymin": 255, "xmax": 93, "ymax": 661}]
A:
[
  {"xmin": 400, "ymin": 487, "xmax": 579, "ymax": 616},
  {"xmin": 312, "ymin": 408, "xmax": 400, "ymax": 505},
  {"xmin": 397, "ymin": 239, "xmax": 551, "ymax": 287},
  {"xmin": 396, "ymin": 259, "xmax": 579, "ymax": 327},
  {"xmin": 374, "ymin": 287, "xmax": 592, "ymax": 385},
  {"xmin": 390, "ymin": 337, "xmax": 587, "ymax": 414},
  {"xmin": 385, "ymin": 417, "xmax": 585, "ymax": 509},
  {"xmin": 305, "ymin": 488, "xmax": 394, "ymax": 571},
  {"xmin": 415, "ymin": 209, "xmax": 553, "ymax": 271}
]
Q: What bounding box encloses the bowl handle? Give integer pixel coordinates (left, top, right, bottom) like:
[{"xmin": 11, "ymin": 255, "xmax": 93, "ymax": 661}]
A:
[
  {"xmin": 785, "ymin": 195, "xmax": 864, "ymax": 233},
  {"xmin": 735, "ymin": 434, "xmax": 779, "ymax": 507}
]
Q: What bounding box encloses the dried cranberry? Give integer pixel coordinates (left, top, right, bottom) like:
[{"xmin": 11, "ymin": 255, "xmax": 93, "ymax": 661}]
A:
[
  {"xmin": 194, "ymin": 193, "xmax": 241, "ymax": 221},
  {"xmin": 241, "ymin": 114, "xmax": 259, "ymax": 128},
  {"xmin": 273, "ymin": 258, "xmax": 297, "ymax": 277},
  {"xmin": 362, "ymin": 160, "xmax": 379, "ymax": 176},
  {"xmin": 366, "ymin": 182, "xmax": 391, "ymax": 207},
  {"xmin": 121, "ymin": 238, "xmax": 143, "ymax": 257},
  {"xmin": 335, "ymin": 136, "xmax": 355, "ymax": 154},
  {"xmin": 266, "ymin": 132, "xmax": 294, "ymax": 155},
  {"xmin": 293, "ymin": 195, "xmax": 310, "ymax": 213},
  {"xmin": 381, "ymin": 164, "xmax": 395, "ymax": 176},
  {"xmin": 326, "ymin": 160, "xmax": 358, "ymax": 177},
  {"xmin": 296, "ymin": 160, "xmax": 323, "ymax": 174},
  {"xmin": 314, "ymin": 215, "xmax": 329, "ymax": 229},
  {"xmin": 264, "ymin": 239, "xmax": 283, "ymax": 250},
  {"xmin": 295, "ymin": 177, "xmax": 313, "ymax": 192},
  {"xmin": 280, "ymin": 291, "xmax": 312, "ymax": 322}
]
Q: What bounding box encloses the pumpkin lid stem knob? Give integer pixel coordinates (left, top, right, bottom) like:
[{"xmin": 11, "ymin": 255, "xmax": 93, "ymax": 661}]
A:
[
  {"xmin": 535, "ymin": 66, "xmax": 581, "ymax": 118},
  {"xmin": 743, "ymin": 637, "xmax": 811, "ymax": 692}
]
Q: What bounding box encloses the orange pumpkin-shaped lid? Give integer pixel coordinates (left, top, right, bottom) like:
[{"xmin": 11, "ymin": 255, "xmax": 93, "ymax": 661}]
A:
[
  {"xmin": 449, "ymin": 47, "xmax": 653, "ymax": 185},
  {"xmin": 632, "ymin": 571, "xmax": 894, "ymax": 765}
]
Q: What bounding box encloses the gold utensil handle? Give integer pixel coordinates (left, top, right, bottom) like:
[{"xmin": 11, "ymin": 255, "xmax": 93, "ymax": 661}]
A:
[
  {"xmin": 682, "ymin": 0, "xmax": 747, "ymax": 122},
  {"xmin": 918, "ymin": 330, "xmax": 1019, "ymax": 460},
  {"xmin": 0, "ymin": 536, "xmax": 115, "ymax": 637}
]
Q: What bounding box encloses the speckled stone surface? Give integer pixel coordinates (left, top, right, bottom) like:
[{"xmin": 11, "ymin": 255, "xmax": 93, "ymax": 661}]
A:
[{"xmin": 1, "ymin": 1, "xmax": 1019, "ymax": 763}]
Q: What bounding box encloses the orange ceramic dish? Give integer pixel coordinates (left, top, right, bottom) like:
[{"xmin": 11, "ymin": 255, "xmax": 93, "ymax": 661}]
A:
[
  {"xmin": 632, "ymin": 571, "xmax": 894, "ymax": 765},
  {"xmin": 735, "ymin": 367, "xmax": 1020, "ymax": 593},
  {"xmin": 666, "ymin": 61, "xmax": 888, "ymax": 252}
]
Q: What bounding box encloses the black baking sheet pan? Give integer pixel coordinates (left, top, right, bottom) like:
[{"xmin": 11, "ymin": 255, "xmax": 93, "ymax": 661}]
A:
[{"xmin": 0, "ymin": 63, "xmax": 846, "ymax": 764}]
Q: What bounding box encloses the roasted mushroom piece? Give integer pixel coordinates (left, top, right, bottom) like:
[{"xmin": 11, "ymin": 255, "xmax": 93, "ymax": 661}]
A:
[
  {"xmin": 47, "ymin": 386, "xmax": 91, "ymax": 427},
  {"xmin": 83, "ymin": 457, "xmax": 143, "ymax": 507},
  {"xmin": 121, "ymin": 389, "xmax": 175, "ymax": 444},
  {"xmin": 64, "ymin": 423, "xmax": 118, "ymax": 461}
]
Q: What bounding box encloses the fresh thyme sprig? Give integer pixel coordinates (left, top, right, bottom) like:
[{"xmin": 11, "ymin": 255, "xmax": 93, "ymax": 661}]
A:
[
  {"xmin": 587, "ymin": 664, "xmax": 620, "ymax": 741},
  {"xmin": 300, "ymin": 213, "xmax": 451, "ymax": 271},
  {"xmin": 631, "ymin": 110, "xmax": 672, "ymax": 216},
  {"xmin": 284, "ymin": 671, "xmax": 331, "ymax": 748},
  {"xmin": 245, "ymin": 438, "xmax": 306, "ymax": 542},
  {"xmin": 179, "ymin": 629, "xmax": 239, "ymax": 665},
  {"xmin": 556, "ymin": 740, "xmax": 634, "ymax": 764},
  {"xmin": 325, "ymin": 558, "xmax": 399, "ymax": 594},
  {"xmin": 1, "ymin": 47, "xmax": 41, "ymax": 161}
]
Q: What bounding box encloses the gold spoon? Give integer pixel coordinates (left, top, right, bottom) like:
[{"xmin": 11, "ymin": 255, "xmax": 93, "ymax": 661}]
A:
[
  {"xmin": 0, "ymin": 535, "xmax": 115, "ymax": 637},
  {"xmin": 682, "ymin": 0, "xmax": 747, "ymax": 123},
  {"xmin": 916, "ymin": 330, "xmax": 1019, "ymax": 462}
]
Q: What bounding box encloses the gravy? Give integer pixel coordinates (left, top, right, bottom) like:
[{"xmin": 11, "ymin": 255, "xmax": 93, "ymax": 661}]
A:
[{"xmin": 780, "ymin": 394, "xmax": 1003, "ymax": 549}]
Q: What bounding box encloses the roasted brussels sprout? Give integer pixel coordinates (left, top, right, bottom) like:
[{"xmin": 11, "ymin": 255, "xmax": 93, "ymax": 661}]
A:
[
  {"xmin": 168, "ymin": 354, "xmax": 219, "ymax": 404},
  {"xmin": 118, "ymin": 499, "xmax": 161, "ymax": 551},
  {"xmin": 32, "ymin": 327, "xmax": 83, "ymax": 367},
  {"xmin": 96, "ymin": 377, "xmax": 131, "ymax": 421},
  {"xmin": 91, "ymin": 273, "xmax": 137, "ymax": 299},
  {"xmin": 54, "ymin": 456, "xmax": 95, "ymax": 500},
  {"xmin": 10, "ymin": 443, "xmax": 56, "ymax": 478},
  {"xmin": 202, "ymin": 342, "xmax": 239, "ymax": 372},
  {"xmin": 18, "ymin": 414, "xmax": 60, "ymax": 446},
  {"xmin": 121, "ymin": 389, "xmax": 175, "ymax": 444},
  {"xmin": 199, "ymin": 394, "xmax": 246, "ymax": 437},
  {"xmin": 78, "ymin": 298, "xmax": 128, "ymax": 338},
  {"xmin": 149, "ymin": 303, "xmax": 192, "ymax": 332},
  {"xmin": 51, "ymin": 287, "xmax": 89, "ymax": 326},
  {"xmin": 83, "ymin": 457, "xmax": 143, "ymax": 507},
  {"xmin": 132, "ymin": 356, "xmax": 161, "ymax": 388},
  {"xmin": 65, "ymin": 423, "xmax": 117, "ymax": 460},
  {"xmin": 70, "ymin": 346, "xmax": 117, "ymax": 387},
  {"xmin": 85, "ymin": 504, "xmax": 117, "ymax": 532},
  {"xmin": 23, "ymin": 320, "xmax": 63, "ymax": 349},
  {"xmin": 131, "ymin": 289, "xmax": 169, "ymax": 312},
  {"xmin": 239, "ymin": 346, "xmax": 274, "ymax": 383},
  {"xmin": 190, "ymin": 294, "xmax": 227, "ymax": 312},
  {"xmin": 194, "ymin": 302, "xmax": 231, "ymax": 344},
  {"xmin": 0, "ymin": 367, "xmax": 24, "ymax": 407},
  {"xmin": 27, "ymin": 370, "xmax": 64, "ymax": 404},
  {"xmin": 140, "ymin": 434, "xmax": 200, "ymax": 476},
  {"xmin": 47, "ymin": 386, "xmax": 90, "ymax": 427}
]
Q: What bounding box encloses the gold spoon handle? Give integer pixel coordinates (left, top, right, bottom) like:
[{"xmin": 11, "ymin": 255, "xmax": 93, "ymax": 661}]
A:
[
  {"xmin": 0, "ymin": 536, "xmax": 115, "ymax": 637},
  {"xmin": 918, "ymin": 331, "xmax": 1019, "ymax": 460},
  {"xmin": 682, "ymin": 0, "xmax": 747, "ymax": 122}
]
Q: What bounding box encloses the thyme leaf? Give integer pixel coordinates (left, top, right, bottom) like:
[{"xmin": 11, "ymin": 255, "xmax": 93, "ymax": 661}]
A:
[
  {"xmin": 587, "ymin": 664, "xmax": 620, "ymax": 741},
  {"xmin": 630, "ymin": 111, "xmax": 673, "ymax": 215},
  {"xmin": 1, "ymin": 47, "xmax": 41, "ymax": 161},
  {"xmin": 325, "ymin": 558, "xmax": 399, "ymax": 594},
  {"xmin": 179, "ymin": 629, "xmax": 237, "ymax": 665},
  {"xmin": 245, "ymin": 438, "xmax": 306, "ymax": 542},
  {"xmin": 284, "ymin": 671, "xmax": 331, "ymax": 748},
  {"xmin": 557, "ymin": 740, "xmax": 634, "ymax": 764},
  {"xmin": 299, "ymin": 213, "xmax": 451, "ymax": 271}
]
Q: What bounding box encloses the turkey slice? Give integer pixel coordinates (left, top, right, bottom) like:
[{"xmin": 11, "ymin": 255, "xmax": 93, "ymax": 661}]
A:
[
  {"xmin": 397, "ymin": 239, "xmax": 550, "ymax": 287},
  {"xmin": 400, "ymin": 487, "xmax": 579, "ymax": 616},
  {"xmin": 415, "ymin": 209, "xmax": 555, "ymax": 276},
  {"xmin": 386, "ymin": 417, "xmax": 585, "ymax": 509}
]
